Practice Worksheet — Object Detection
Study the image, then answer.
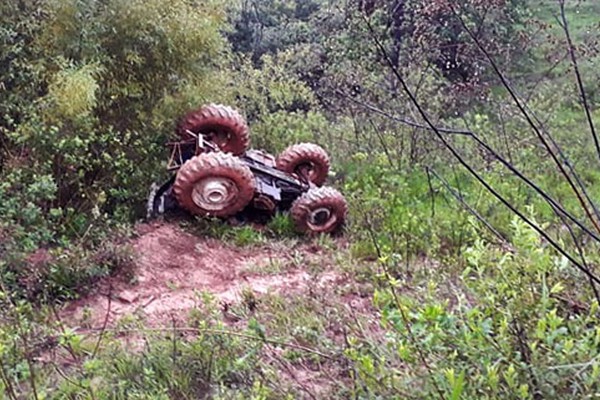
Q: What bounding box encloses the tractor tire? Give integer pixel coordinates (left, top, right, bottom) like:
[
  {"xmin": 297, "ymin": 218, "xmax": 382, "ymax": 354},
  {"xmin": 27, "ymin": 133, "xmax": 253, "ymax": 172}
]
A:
[
  {"xmin": 173, "ymin": 152, "xmax": 255, "ymax": 218},
  {"xmin": 276, "ymin": 143, "xmax": 330, "ymax": 186},
  {"xmin": 177, "ymin": 104, "xmax": 250, "ymax": 155},
  {"xmin": 290, "ymin": 187, "xmax": 347, "ymax": 234}
]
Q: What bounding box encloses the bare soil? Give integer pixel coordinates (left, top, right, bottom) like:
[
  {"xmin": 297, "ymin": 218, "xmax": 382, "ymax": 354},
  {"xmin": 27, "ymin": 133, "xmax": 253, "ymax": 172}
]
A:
[
  {"xmin": 61, "ymin": 222, "xmax": 365, "ymax": 329},
  {"xmin": 52, "ymin": 221, "xmax": 380, "ymax": 398}
]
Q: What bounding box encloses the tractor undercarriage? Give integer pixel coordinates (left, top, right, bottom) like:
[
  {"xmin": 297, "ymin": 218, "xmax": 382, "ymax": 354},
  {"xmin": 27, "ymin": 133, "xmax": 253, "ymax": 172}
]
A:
[{"xmin": 147, "ymin": 104, "xmax": 347, "ymax": 234}]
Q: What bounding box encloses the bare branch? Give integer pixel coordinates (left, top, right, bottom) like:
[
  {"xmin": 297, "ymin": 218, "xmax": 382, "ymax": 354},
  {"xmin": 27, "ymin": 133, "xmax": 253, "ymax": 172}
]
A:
[
  {"xmin": 362, "ymin": 15, "xmax": 600, "ymax": 289},
  {"xmin": 428, "ymin": 167, "xmax": 508, "ymax": 244},
  {"xmin": 342, "ymin": 90, "xmax": 600, "ymax": 245},
  {"xmin": 452, "ymin": 4, "xmax": 600, "ymax": 236},
  {"xmin": 558, "ymin": 0, "xmax": 600, "ymax": 168}
]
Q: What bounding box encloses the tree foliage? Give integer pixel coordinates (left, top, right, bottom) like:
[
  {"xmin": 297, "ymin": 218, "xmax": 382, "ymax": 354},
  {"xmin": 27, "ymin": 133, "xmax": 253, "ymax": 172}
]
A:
[
  {"xmin": 1, "ymin": 0, "xmax": 229, "ymax": 238},
  {"xmin": 0, "ymin": 0, "xmax": 232, "ymax": 301}
]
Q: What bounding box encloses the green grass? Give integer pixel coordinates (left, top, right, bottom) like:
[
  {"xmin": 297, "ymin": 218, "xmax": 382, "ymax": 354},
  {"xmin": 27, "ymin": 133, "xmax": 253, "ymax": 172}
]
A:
[
  {"xmin": 3, "ymin": 1, "xmax": 600, "ymax": 398},
  {"xmin": 524, "ymin": 0, "xmax": 599, "ymax": 90},
  {"xmin": 530, "ymin": 0, "xmax": 600, "ymax": 41}
]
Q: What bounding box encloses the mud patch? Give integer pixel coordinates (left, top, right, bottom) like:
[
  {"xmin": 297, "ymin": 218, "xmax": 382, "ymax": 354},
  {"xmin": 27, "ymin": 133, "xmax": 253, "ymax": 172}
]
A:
[{"xmin": 61, "ymin": 222, "xmax": 350, "ymax": 328}]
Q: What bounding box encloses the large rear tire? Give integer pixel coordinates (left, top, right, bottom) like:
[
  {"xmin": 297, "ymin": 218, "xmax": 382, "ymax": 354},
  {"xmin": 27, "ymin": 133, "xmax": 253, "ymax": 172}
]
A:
[
  {"xmin": 276, "ymin": 143, "xmax": 330, "ymax": 186},
  {"xmin": 174, "ymin": 152, "xmax": 255, "ymax": 217},
  {"xmin": 291, "ymin": 187, "xmax": 347, "ymax": 234},
  {"xmin": 177, "ymin": 104, "xmax": 250, "ymax": 155}
]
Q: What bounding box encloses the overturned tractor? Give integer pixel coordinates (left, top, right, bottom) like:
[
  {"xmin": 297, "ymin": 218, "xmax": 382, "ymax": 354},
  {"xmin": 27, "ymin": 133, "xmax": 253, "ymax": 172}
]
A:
[{"xmin": 148, "ymin": 104, "xmax": 348, "ymax": 234}]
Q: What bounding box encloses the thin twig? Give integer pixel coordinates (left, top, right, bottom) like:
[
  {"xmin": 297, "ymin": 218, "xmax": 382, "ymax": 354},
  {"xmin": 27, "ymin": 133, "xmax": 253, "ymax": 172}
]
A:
[
  {"xmin": 529, "ymin": 110, "xmax": 600, "ymax": 223},
  {"xmin": 363, "ymin": 16, "xmax": 600, "ymax": 289},
  {"xmin": 344, "ymin": 90, "xmax": 600, "ymax": 245},
  {"xmin": 426, "ymin": 167, "xmax": 436, "ymax": 219},
  {"xmin": 428, "ymin": 167, "xmax": 507, "ymax": 244},
  {"xmin": 79, "ymin": 327, "xmax": 335, "ymax": 360},
  {"xmin": 452, "ymin": 4, "xmax": 600, "ymax": 236},
  {"xmin": 553, "ymin": 206, "xmax": 600, "ymax": 305},
  {"xmin": 547, "ymin": 354, "xmax": 600, "ymax": 370},
  {"xmin": 558, "ymin": 0, "xmax": 600, "ymax": 168},
  {"xmin": 362, "ymin": 211, "xmax": 447, "ymax": 400},
  {"xmin": 50, "ymin": 304, "xmax": 81, "ymax": 362},
  {"xmin": 51, "ymin": 362, "xmax": 90, "ymax": 392},
  {"xmin": 0, "ymin": 359, "xmax": 18, "ymax": 400},
  {"xmin": 91, "ymin": 283, "xmax": 112, "ymax": 358},
  {"xmin": 25, "ymin": 352, "xmax": 39, "ymax": 400},
  {"xmin": 338, "ymin": 90, "xmax": 473, "ymax": 135}
]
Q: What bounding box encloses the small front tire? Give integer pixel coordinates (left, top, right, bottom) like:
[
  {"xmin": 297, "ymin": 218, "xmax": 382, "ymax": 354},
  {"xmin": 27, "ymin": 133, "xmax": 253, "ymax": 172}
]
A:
[
  {"xmin": 290, "ymin": 187, "xmax": 348, "ymax": 234},
  {"xmin": 276, "ymin": 143, "xmax": 330, "ymax": 186}
]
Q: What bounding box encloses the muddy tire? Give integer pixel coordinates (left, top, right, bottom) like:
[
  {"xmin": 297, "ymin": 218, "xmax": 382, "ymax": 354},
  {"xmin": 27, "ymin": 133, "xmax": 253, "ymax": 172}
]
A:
[
  {"xmin": 174, "ymin": 152, "xmax": 255, "ymax": 217},
  {"xmin": 177, "ymin": 104, "xmax": 250, "ymax": 155},
  {"xmin": 291, "ymin": 187, "xmax": 347, "ymax": 234},
  {"xmin": 276, "ymin": 143, "xmax": 330, "ymax": 186}
]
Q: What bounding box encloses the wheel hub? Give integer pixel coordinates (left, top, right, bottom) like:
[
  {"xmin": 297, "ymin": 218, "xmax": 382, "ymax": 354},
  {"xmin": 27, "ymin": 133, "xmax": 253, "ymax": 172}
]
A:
[
  {"xmin": 310, "ymin": 207, "xmax": 332, "ymax": 227},
  {"xmin": 192, "ymin": 177, "xmax": 238, "ymax": 211},
  {"xmin": 296, "ymin": 163, "xmax": 316, "ymax": 182},
  {"xmin": 208, "ymin": 129, "xmax": 231, "ymax": 148}
]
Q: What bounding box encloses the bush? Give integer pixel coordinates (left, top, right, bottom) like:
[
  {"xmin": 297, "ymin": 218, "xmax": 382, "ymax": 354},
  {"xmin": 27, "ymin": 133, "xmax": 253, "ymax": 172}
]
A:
[
  {"xmin": 1, "ymin": 0, "xmax": 229, "ymax": 230},
  {"xmin": 348, "ymin": 215, "xmax": 600, "ymax": 398},
  {"xmin": 0, "ymin": 0, "xmax": 231, "ymax": 300}
]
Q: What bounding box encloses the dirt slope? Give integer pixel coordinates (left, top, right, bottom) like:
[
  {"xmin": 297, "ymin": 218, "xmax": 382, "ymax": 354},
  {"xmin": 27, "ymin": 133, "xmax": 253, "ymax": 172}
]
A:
[{"xmin": 61, "ymin": 222, "xmax": 356, "ymax": 329}]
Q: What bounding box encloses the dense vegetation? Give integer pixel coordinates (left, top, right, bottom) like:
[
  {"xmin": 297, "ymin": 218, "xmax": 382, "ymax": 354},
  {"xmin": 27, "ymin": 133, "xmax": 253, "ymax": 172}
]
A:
[{"xmin": 1, "ymin": 0, "xmax": 600, "ymax": 398}]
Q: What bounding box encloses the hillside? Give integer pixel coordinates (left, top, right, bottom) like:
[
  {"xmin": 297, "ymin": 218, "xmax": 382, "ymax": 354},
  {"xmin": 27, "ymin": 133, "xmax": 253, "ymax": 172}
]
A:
[{"xmin": 1, "ymin": 0, "xmax": 600, "ymax": 398}]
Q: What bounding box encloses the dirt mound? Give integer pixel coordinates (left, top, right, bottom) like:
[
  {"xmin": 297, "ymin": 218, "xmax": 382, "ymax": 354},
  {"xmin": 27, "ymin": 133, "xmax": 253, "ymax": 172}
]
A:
[{"xmin": 61, "ymin": 222, "xmax": 348, "ymax": 329}]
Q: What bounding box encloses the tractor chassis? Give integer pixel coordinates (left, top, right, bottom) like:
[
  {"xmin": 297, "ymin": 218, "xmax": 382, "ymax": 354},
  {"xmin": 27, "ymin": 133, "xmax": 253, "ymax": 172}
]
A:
[{"xmin": 147, "ymin": 133, "xmax": 310, "ymax": 220}]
